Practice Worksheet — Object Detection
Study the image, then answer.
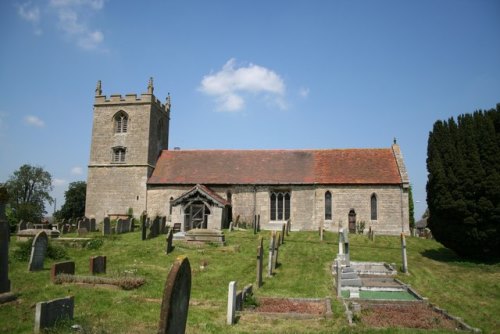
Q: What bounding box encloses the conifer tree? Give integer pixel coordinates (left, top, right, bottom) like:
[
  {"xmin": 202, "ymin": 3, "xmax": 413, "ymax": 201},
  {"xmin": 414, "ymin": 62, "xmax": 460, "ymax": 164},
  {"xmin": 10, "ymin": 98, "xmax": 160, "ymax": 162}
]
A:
[{"xmin": 427, "ymin": 104, "xmax": 500, "ymax": 259}]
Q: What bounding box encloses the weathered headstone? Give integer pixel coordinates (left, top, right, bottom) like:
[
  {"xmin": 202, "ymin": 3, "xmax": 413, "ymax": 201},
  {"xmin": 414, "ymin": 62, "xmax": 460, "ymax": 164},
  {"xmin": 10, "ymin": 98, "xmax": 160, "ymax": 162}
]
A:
[
  {"xmin": 281, "ymin": 223, "xmax": 286, "ymax": 244},
  {"xmin": 256, "ymin": 237, "xmax": 263, "ymax": 287},
  {"xmin": 227, "ymin": 281, "xmax": 237, "ymax": 325},
  {"xmin": 28, "ymin": 231, "xmax": 48, "ymax": 271},
  {"xmin": 165, "ymin": 229, "xmax": 174, "ymax": 254},
  {"xmin": 267, "ymin": 231, "xmax": 276, "ymax": 277},
  {"xmin": 401, "ymin": 233, "xmax": 408, "ymax": 274},
  {"xmin": 0, "ymin": 187, "xmax": 11, "ymax": 294},
  {"xmin": 160, "ymin": 216, "xmax": 167, "ymax": 234},
  {"xmin": 257, "ymin": 214, "xmax": 261, "ymax": 232},
  {"xmin": 286, "ymin": 219, "xmax": 291, "ymax": 235},
  {"xmin": 141, "ymin": 215, "xmax": 147, "ymax": 240},
  {"xmin": 103, "ymin": 217, "xmax": 111, "ymax": 235},
  {"xmin": 90, "ymin": 255, "xmax": 106, "ymax": 274},
  {"xmin": 274, "ymin": 232, "xmax": 280, "ymax": 268},
  {"xmin": 253, "ymin": 215, "xmax": 257, "ymax": 234},
  {"xmin": 158, "ymin": 256, "xmax": 192, "ymax": 334},
  {"xmin": 336, "ymin": 260, "xmax": 342, "ymax": 297},
  {"xmin": 229, "ymin": 221, "xmax": 234, "ymax": 232},
  {"xmin": 116, "ymin": 219, "xmax": 123, "ymax": 234},
  {"xmin": 34, "ymin": 296, "xmax": 74, "ymax": 334},
  {"xmin": 89, "ymin": 218, "xmax": 97, "ymax": 232},
  {"xmin": 77, "ymin": 228, "xmax": 88, "ymax": 236},
  {"xmin": 343, "ymin": 230, "xmax": 350, "ymax": 267},
  {"xmin": 62, "ymin": 224, "xmax": 70, "ymax": 234},
  {"xmin": 50, "ymin": 261, "xmax": 75, "ymax": 282},
  {"xmin": 338, "ymin": 228, "xmax": 344, "ymax": 255}
]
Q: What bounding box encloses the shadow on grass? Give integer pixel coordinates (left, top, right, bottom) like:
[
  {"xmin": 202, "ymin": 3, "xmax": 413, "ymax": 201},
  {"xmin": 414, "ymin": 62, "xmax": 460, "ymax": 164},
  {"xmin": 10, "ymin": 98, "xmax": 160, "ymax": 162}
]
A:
[{"xmin": 421, "ymin": 247, "xmax": 500, "ymax": 265}]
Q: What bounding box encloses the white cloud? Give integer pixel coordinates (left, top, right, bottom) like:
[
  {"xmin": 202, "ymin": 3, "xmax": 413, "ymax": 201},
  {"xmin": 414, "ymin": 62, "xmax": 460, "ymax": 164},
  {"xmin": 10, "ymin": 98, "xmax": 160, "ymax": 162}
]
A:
[
  {"xmin": 70, "ymin": 166, "xmax": 83, "ymax": 175},
  {"xmin": 17, "ymin": 2, "xmax": 42, "ymax": 35},
  {"xmin": 53, "ymin": 178, "xmax": 67, "ymax": 186},
  {"xmin": 49, "ymin": 0, "xmax": 106, "ymax": 50},
  {"xmin": 299, "ymin": 87, "xmax": 310, "ymax": 98},
  {"xmin": 24, "ymin": 115, "xmax": 45, "ymax": 127},
  {"xmin": 200, "ymin": 59, "xmax": 286, "ymax": 112}
]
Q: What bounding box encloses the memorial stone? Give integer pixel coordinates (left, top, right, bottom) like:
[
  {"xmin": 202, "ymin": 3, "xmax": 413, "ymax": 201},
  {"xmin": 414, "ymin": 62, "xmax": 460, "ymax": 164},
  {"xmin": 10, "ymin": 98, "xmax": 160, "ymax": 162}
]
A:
[
  {"xmin": 90, "ymin": 255, "xmax": 106, "ymax": 274},
  {"xmin": 256, "ymin": 237, "xmax": 263, "ymax": 287},
  {"xmin": 28, "ymin": 231, "xmax": 48, "ymax": 271},
  {"xmin": 227, "ymin": 281, "xmax": 237, "ymax": 325},
  {"xmin": 103, "ymin": 217, "xmax": 111, "ymax": 235},
  {"xmin": 165, "ymin": 229, "xmax": 174, "ymax": 254},
  {"xmin": 50, "ymin": 261, "xmax": 75, "ymax": 282},
  {"xmin": 34, "ymin": 296, "xmax": 74, "ymax": 334},
  {"xmin": 158, "ymin": 256, "xmax": 191, "ymax": 334}
]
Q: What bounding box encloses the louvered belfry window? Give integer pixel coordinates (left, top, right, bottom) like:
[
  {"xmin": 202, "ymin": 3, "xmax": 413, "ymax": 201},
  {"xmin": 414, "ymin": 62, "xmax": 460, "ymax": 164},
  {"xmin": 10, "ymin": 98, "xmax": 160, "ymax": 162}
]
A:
[
  {"xmin": 114, "ymin": 111, "xmax": 128, "ymax": 133},
  {"xmin": 112, "ymin": 147, "xmax": 126, "ymax": 163}
]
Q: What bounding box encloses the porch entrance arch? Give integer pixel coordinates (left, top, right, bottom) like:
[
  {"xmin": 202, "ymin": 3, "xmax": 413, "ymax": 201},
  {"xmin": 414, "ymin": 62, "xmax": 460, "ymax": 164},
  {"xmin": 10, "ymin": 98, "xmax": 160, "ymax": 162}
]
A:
[{"xmin": 184, "ymin": 202, "xmax": 211, "ymax": 230}]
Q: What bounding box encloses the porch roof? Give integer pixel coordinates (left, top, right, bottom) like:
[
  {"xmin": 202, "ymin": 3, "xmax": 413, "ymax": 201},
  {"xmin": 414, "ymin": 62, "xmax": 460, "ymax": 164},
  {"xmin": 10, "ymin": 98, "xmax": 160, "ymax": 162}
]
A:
[{"xmin": 171, "ymin": 184, "xmax": 230, "ymax": 207}]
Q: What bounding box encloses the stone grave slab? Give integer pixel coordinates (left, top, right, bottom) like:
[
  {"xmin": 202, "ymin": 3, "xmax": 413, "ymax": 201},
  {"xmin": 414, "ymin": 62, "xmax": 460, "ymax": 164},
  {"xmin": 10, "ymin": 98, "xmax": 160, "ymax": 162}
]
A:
[{"xmin": 34, "ymin": 296, "xmax": 74, "ymax": 333}]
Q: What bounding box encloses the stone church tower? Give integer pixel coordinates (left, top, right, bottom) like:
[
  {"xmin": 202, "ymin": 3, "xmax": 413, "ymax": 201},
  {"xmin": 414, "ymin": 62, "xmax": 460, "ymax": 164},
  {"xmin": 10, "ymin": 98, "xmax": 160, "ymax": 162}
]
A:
[{"xmin": 85, "ymin": 79, "xmax": 170, "ymax": 219}]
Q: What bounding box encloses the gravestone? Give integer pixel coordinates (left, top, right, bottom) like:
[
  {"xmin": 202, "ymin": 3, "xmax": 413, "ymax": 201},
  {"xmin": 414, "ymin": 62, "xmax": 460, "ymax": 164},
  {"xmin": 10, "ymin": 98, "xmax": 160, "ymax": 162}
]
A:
[
  {"xmin": 0, "ymin": 186, "xmax": 11, "ymax": 294},
  {"xmin": 229, "ymin": 221, "xmax": 234, "ymax": 231},
  {"xmin": 77, "ymin": 228, "xmax": 88, "ymax": 236},
  {"xmin": 116, "ymin": 219, "xmax": 124, "ymax": 234},
  {"xmin": 267, "ymin": 231, "xmax": 275, "ymax": 277},
  {"xmin": 62, "ymin": 224, "xmax": 70, "ymax": 234},
  {"xmin": 89, "ymin": 218, "xmax": 97, "ymax": 232},
  {"xmin": 338, "ymin": 228, "xmax": 344, "ymax": 255},
  {"xmin": 28, "ymin": 231, "xmax": 48, "ymax": 271},
  {"xmin": 90, "ymin": 255, "xmax": 106, "ymax": 274},
  {"xmin": 235, "ymin": 290, "xmax": 243, "ymax": 311},
  {"xmin": 286, "ymin": 219, "xmax": 290, "ymax": 235},
  {"xmin": 281, "ymin": 223, "xmax": 286, "ymax": 244},
  {"xmin": 34, "ymin": 296, "xmax": 74, "ymax": 334},
  {"xmin": 253, "ymin": 215, "xmax": 257, "ymax": 234},
  {"xmin": 18, "ymin": 220, "xmax": 27, "ymax": 232},
  {"xmin": 274, "ymin": 232, "xmax": 280, "ymax": 268},
  {"xmin": 343, "ymin": 230, "xmax": 350, "ymax": 267},
  {"xmin": 103, "ymin": 217, "xmax": 111, "ymax": 235},
  {"xmin": 256, "ymin": 237, "xmax": 263, "ymax": 287},
  {"xmin": 257, "ymin": 214, "xmax": 261, "ymax": 232},
  {"xmin": 161, "ymin": 216, "xmax": 167, "ymax": 234},
  {"xmin": 128, "ymin": 218, "xmax": 133, "ymax": 232},
  {"xmin": 227, "ymin": 281, "xmax": 237, "ymax": 325},
  {"xmin": 165, "ymin": 229, "xmax": 174, "ymax": 254},
  {"xmin": 141, "ymin": 215, "xmax": 147, "ymax": 240},
  {"xmin": 336, "ymin": 260, "xmax": 342, "ymax": 297},
  {"xmin": 158, "ymin": 256, "xmax": 191, "ymax": 334},
  {"xmin": 50, "ymin": 261, "xmax": 75, "ymax": 282},
  {"xmin": 401, "ymin": 233, "xmax": 408, "ymax": 274}
]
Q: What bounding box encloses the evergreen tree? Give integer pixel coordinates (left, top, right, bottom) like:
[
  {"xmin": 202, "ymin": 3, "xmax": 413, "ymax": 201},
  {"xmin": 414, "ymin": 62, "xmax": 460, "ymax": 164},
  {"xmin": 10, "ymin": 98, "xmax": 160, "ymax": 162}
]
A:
[{"xmin": 427, "ymin": 104, "xmax": 500, "ymax": 259}]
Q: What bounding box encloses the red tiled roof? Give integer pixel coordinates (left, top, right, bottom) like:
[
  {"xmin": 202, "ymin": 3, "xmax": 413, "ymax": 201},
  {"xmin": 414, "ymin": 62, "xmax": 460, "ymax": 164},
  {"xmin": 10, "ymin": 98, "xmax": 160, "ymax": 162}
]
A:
[{"xmin": 148, "ymin": 149, "xmax": 403, "ymax": 185}]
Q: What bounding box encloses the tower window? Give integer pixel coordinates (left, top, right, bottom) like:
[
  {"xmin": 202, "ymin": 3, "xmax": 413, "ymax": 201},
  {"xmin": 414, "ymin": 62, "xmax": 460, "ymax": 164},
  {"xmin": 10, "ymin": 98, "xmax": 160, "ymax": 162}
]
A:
[
  {"xmin": 112, "ymin": 147, "xmax": 126, "ymax": 163},
  {"xmin": 114, "ymin": 111, "xmax": 128, "ymax": 133}
]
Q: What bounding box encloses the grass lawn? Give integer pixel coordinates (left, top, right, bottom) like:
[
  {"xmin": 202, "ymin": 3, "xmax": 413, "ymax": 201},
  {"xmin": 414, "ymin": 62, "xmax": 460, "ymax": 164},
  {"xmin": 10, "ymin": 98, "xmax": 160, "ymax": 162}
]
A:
[{"xmin": 1, "ymin": 229, "xmax": 499, "ymax": 333}]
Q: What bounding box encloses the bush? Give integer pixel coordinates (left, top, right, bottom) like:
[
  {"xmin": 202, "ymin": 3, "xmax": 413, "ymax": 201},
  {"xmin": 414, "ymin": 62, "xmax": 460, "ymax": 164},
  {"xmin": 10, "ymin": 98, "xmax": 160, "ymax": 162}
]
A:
[
  {"xmin": 85, "ymin": 238, "xmax": 104, "ymax": 250},
  {"xmin": 47, "ymin": 243, "xmax": 68, "ymax": 260},
  {"xmin": 12, "ymin": 239, "xmax": 68, "ymax": 261}
]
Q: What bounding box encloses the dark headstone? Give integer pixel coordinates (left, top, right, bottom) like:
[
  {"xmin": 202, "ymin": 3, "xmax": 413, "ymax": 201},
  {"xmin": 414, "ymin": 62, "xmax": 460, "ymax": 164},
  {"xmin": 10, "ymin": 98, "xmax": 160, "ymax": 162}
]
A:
[
  {"xmin": 256, "ymin": 237, "xmax": 263, "ymax": 288},
  {"xmin": 165, "ymin": 229, "xmax": 174, "ymax": 254},
  {"xmin": 0, "ymin": 187, "xmax": 11, "ymax": 293},
  {"xmin": 34, "ymin": 296, "xmax": 74, "ymax": 333},
  {"xmin": 158, "ymin": 256, "xmax": 191, "ymax": 334},
  {"xmin": 90, "ymin": 255, "xmax": 106, "ymax": 274},
  {"xmin": 50, "ymin": 261, "xmax": 75, "ymax": 282},
  {"xmin": 28, "ymin": 231, "xmax": 48, "ymax": 271},
  {"xmin": 141, "ymin": 215, "xmax": 147, "ymax": 240},
  {"xmin": 281, "ymin": 223, "xmax": 286, "ymax": 244},
  {"xmin": 235, "ymin": 290, "xmax": 243, "ymax": 311},
  {"xmin": 257, "ymin": 214, "xmax": 261, "ymax": 232},
  {"xmin": 161, "ymin": 216, "xmax": 167, "ymax": 234},
  {"xmin": 89, "ymin": 218, "xmax": 96, "ymax": 232},
  {"xmin": 62, "ymin": 224, "xmax": 70, "ymax": 234},
  {"xmin": 103, "ymin": 217, "xmax": 111, "ymax": 235}
]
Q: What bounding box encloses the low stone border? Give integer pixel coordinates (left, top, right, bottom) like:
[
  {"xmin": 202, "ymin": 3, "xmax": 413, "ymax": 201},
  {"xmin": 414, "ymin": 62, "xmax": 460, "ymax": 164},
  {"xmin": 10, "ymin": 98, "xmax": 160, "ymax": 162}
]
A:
[
  {"xmin": 244, "ymin": 297, "xmax": 333, "ymax": 320},
  {"xmin": 427, "ymin": 303, "xmax": 482, "ymax": 333}
]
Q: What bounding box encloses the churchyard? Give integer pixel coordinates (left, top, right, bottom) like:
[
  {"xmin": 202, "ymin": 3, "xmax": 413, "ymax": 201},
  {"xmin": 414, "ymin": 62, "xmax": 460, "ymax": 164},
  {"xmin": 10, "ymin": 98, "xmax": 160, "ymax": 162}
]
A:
[{"xmin": 1, "ymin": 225, "xmax": 499, "ymax": 333}]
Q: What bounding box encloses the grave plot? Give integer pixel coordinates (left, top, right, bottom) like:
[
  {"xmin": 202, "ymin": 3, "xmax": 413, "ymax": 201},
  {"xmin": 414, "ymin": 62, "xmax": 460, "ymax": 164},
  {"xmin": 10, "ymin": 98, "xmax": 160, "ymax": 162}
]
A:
[{"xmin": 250, "ymin": 297, "xmax": 332, "ymax": 319}]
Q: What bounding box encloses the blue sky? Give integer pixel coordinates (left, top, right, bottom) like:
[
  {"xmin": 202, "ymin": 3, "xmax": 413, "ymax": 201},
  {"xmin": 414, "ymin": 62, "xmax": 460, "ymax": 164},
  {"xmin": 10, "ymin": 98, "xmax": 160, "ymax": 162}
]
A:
[{"xmin": 1, "ymin": 0, "xmax": 499, "ymax": 219}]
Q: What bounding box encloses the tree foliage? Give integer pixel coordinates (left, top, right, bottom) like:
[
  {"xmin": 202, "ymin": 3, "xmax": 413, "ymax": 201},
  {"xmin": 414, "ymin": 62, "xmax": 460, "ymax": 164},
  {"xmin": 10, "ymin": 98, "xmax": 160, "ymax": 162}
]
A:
[
  {"xmin": 55, "ymin": 181, "xmax": 86, "ymax": 220},
  {"xmin": 426, "ymin": 104, "xmax": 500, "ymax": 259},
  {"xmin": 5, "ymin": 164, "xmax": 53, "ymax": 223}
]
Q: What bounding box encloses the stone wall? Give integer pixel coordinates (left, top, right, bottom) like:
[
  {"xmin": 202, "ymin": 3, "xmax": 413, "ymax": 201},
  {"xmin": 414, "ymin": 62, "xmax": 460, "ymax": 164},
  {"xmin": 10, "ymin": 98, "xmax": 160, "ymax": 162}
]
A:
[{"xmin": 146, "ymin": 184, "xmax": 409, "ymax": 234}]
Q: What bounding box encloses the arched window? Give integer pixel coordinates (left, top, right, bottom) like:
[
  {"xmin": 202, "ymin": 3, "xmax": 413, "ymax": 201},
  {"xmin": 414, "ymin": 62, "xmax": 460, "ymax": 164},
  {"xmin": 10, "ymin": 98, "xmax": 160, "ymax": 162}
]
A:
[
  {"xmin": 371, "ymin": 193, "xmax": 377, "ymax": 220},
  {"xmin": 114, "ymin": 111, "xmax": 128, "ymax": 133},
  {"xmin": 325, "ymin": 191, "xmax": 332, "ymax": 220},
  {"xmin": 169, "ymin": 196, "xmax": 174, "ymax": 215},
  {"xmin": 112, "ymin": 147, "xmax": 126, "ymax": 163},
  {"xmin": 270, "ymin": 191, "xmax": 290, "ymax": 221}
]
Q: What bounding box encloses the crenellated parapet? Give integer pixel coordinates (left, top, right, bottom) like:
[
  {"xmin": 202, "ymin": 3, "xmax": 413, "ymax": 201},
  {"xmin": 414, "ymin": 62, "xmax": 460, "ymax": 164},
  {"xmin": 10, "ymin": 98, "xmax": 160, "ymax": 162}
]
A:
[{"xmin": 94, "ymin": 78, "xmax": 170, "ymax": 113}]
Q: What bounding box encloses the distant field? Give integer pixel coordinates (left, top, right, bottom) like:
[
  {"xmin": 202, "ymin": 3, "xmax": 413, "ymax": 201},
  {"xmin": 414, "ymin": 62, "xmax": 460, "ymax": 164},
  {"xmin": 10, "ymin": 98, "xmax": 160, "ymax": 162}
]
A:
[{"xmin": 1, "ymin": 229, "xmax": 498, "ymax": 333}]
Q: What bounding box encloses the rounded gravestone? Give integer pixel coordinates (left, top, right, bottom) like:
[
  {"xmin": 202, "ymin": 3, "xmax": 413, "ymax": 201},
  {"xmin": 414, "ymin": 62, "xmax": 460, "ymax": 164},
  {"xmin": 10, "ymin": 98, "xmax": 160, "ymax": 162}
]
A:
[
  {"xmin": 158, "ymin": 256, "xmax": 191, "ymax": 334},
  {"xmin": 28, "ymin": 231, "xmax": 48, "ymax": 271}
]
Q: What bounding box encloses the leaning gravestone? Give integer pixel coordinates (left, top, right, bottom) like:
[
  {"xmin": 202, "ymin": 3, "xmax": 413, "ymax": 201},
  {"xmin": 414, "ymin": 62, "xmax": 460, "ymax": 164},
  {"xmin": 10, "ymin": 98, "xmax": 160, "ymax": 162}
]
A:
[
  {"xmin": 34, "ymin": 296, "xmax": 74, "ymax": 334},
  {"xmin": 256, "ymin": 237, "xmax": 263, "ymax": 287},
  {"xmin": 158, "ymin": 256, "xmax": 191, "ymax": 334},
  {"xmin": 28, "ymin": 231, "xmax": 48, "ymax": 271}
]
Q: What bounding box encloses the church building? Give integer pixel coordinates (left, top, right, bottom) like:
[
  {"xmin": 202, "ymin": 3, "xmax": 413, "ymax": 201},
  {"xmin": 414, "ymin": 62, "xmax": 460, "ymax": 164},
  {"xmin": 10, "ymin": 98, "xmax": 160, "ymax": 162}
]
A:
[{"xmin": 85, "ymin": 80, "xmax": 410, "ymax": 235}]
